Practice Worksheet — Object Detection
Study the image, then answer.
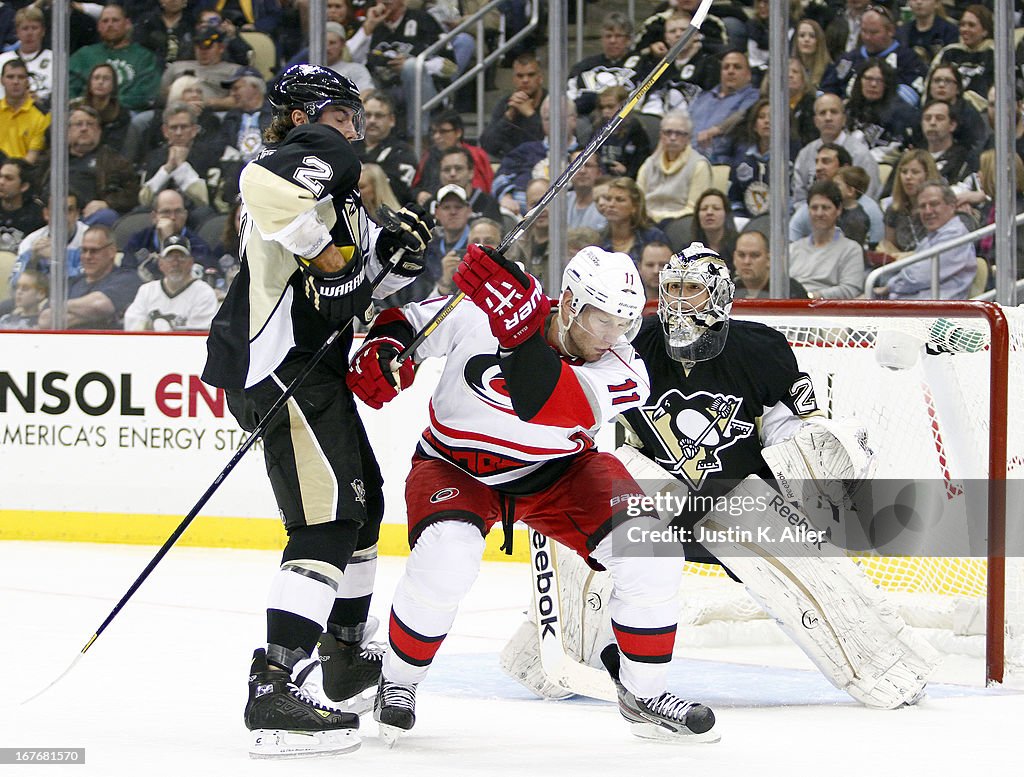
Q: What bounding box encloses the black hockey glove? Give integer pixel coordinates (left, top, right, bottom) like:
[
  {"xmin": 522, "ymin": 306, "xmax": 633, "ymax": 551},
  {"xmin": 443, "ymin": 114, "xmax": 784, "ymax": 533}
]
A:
[
  {"xmin": 375, "ymin": 203, "xmax": 434, "ymax": 277},
  {"xmin": 299, "ymin": 260, "xmax": 373, "ymax": 327}
]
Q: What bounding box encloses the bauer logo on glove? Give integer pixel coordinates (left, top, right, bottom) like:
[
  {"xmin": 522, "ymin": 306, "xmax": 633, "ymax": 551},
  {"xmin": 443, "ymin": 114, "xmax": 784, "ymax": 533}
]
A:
[{"xmin": 454, "ymin": 244, "xmax": 551, "ymax": 349}]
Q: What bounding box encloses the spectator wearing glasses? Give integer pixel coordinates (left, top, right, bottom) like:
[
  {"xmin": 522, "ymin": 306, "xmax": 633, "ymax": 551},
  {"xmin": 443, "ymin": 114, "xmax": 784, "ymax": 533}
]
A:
[
  {"xmin": 139, "ymin": 102, "xmax": 222, "ymax": 211},
  {"xmin": 845, "ymin": 58, "xmax": 918, "ymax": 164},
  {"xmin": 820, "ymin": 5, "xmax": 927, "ymax": 108},
  {"xmin": 873, "ymin": 180, "xmax": 977, "ymax": 300},
  {"xmin": 69, "ymin": 4, "xmax": 161, "ymax": 111},
  {"xmin": 352, "ymin": 92, "xmax": 418, "ymax": 204},
  {"xmin": 122, "ymin": 189, "xmax": 214, "ymax": 278},
  {"xmin": 637, "ymin": 110, "xmax": 711, "ymax": 226},
  {"xmin": 65, "ymin": 106, "xmax": 138, "ymax": 226},
  {"xmin": 931, "ymin": 4, "xmax": 994, "ymax": 105},
  {"xmin": 412, "ymin": 110, "xmax": 494, "ymax": 202},
  {"xmin": 910, "ymin": 64, "xmax": 988, "ymax": 160},
  {"xmin": 37, "ymin": 224, "xmax": 142, "ymax": 330}
]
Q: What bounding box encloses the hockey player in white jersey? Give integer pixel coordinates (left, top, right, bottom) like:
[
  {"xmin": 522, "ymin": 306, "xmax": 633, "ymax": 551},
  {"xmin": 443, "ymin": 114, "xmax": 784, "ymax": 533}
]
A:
[
  {"xmin": 347, "ymin": 244, "xmax": 720, "ymax": 744},
  {"xmin": 501, "ymin": 243, "xmax": 940, "ymax": 710}
]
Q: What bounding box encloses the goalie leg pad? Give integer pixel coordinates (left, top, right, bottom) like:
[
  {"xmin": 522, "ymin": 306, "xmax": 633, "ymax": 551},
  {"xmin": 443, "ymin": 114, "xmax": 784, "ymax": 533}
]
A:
[
  {"xmin": 698, "ymin": 477, "xmax": 940, "ymax": 709},
  {"xmin": 499, "ymin": 621, "xmax": 576, "ymax": 700}
]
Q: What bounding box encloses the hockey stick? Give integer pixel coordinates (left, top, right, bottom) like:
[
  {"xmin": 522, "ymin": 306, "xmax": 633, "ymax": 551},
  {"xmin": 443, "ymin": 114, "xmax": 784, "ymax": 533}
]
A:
[
  {"xmin": 393, "ymin": 0, "xmax": 714, "ymax": 364},
  {"xmin": 529, "ymin": 529, "xmax": 617, "ymax": 702},
  {"xmin": 21, "ymin": 211, "xmax": 411, "ymax": 706}
]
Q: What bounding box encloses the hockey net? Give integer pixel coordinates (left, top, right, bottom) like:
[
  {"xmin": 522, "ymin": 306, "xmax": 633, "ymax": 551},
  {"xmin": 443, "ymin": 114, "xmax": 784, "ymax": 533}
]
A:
[{"xmin": 675, "ymin": 299, "xmax": 1024, "ymax": 683}]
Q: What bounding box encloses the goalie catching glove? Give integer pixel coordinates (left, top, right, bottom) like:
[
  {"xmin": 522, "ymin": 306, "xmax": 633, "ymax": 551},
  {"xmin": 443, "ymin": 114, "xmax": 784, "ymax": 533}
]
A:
[
  {"xmin": 375, "ymin": 203, "xmax": 434, "ymax": 277},
  {"xmin": 454, "ymin": 244, "xmax": 551, "ymax": 349},
  {"xmin": 347, "ymin": 336, "xmax": 415, "ymax": 409}
]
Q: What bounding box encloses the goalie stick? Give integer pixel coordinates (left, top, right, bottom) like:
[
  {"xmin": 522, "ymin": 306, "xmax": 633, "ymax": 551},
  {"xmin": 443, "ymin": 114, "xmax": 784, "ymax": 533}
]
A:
[
  {"xmin": 523, "ymin": 447, "xmax": 689, "ymax": 702},
  {"xmin": 528, "ymin": 529, "xmax": 617, "ymax": 702},
  {"xmin": 393, "ymin": 0, "xmax": 716, "ymax": 364}
]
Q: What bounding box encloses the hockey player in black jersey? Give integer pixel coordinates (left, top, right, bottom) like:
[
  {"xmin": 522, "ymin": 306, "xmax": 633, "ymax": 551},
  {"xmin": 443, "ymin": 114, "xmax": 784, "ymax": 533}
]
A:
[
  {"xmin": 502, "ymin": 243, "xmax": 939, "ymax": 710},
  {"xmin": 201, "ymin": 64, "xmax": 434, "ymax": 758}
]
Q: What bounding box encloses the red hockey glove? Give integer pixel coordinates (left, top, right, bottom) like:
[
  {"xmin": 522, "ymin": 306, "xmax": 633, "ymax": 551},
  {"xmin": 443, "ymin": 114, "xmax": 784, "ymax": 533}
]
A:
[
  {"xmin": 453, "ymin": 243, "xmax": 550, "ymax": 349},
  {"xmin": 346, "ymin": 336, "xmax": 415, "ymax": 409}
]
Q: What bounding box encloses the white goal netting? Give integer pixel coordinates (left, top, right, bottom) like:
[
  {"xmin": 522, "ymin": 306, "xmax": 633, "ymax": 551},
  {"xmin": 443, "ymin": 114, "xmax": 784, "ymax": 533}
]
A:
[{"xmin": 674, "ymin": 301, "xmax": 1024, "ymax": 678}]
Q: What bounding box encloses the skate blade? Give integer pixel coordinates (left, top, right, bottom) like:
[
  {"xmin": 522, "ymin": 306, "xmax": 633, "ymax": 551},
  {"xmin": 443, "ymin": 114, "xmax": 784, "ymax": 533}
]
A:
[
  {"xmin": 377, "ymin": 722, "xmax": 408, "ymax": 749},
  {"xmin": 333, "ymin": 689, "xmax": 375, "ymax": 716},
  {"xmin": 628, "ymin": 722, "xmax": 721, "ymax": 744},
  {"xmin": 249, "ymin": 728, "xmax": 361, "ymax": 759}
]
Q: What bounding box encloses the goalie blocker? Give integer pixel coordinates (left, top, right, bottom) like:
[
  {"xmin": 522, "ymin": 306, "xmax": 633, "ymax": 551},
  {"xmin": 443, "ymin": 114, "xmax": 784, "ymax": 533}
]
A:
[{"xmin": 503, "ymin": 449, "xmax": 939, "ymax": 709}]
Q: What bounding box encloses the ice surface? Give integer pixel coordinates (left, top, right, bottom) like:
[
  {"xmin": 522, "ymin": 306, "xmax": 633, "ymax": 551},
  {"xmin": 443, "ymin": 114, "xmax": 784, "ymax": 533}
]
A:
[{"xmin": 0, "ymin": 542, "xmax": 1018, "ymax": 776}]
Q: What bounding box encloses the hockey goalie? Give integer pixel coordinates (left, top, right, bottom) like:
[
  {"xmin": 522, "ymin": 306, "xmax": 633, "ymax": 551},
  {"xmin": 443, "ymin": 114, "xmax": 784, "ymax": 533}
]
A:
[{"xmin": 501, "ymin": 242, "xmax": 941, "ymax": 709}]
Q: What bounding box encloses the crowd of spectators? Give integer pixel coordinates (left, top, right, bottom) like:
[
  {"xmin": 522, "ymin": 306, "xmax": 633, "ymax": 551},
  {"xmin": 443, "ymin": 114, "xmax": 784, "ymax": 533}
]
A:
[{"xmin": 3, "ymin": 0, "xmax": 1024, "ymax": 332}]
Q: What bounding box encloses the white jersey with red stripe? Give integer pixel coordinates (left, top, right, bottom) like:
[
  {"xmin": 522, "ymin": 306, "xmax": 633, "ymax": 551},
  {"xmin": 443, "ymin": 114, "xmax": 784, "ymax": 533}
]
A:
[{"xmin": 402, "ymin": 295, "xmax": 651, "ymax": 490}]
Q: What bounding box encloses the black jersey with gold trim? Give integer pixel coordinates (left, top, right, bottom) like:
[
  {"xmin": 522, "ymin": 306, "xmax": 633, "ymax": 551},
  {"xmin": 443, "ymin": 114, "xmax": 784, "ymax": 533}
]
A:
[
  {"xmin": 622, "ymin": 315, "xmax": 819, "ymax": 494},
  {"xmin": 203, "ymin": 123, "xmax": 375, "ymax": 390}
]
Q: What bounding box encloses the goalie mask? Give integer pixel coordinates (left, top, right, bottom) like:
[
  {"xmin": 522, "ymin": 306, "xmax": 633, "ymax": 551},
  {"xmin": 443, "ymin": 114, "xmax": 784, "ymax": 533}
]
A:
[
  {"xmin": 658, "ymin": 242, "xmax": 734, "ymax": 363},
  {"xmin": 561, "ymin": 246, "xmax": 645, "ymax": 345},
  {"xmin": 269, "ymin": 64, "xmax": 366, "ymax": 139}
]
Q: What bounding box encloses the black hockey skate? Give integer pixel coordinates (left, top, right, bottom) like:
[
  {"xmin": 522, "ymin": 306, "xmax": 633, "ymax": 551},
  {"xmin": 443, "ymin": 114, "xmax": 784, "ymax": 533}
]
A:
[
  {"xmin": 600, "ymin": 645, "xmax": 719, "ymax": 743},
  {"xmin": 317, "ymin": 632, "xmax": 385, "ymax": 705},
  {"xmin": 373, "ymin": 676, "xmax": 418, "ymax": 748},
  {"xmin": 245, "ymin": 648, "xmax": 360, "ymax": 759}
]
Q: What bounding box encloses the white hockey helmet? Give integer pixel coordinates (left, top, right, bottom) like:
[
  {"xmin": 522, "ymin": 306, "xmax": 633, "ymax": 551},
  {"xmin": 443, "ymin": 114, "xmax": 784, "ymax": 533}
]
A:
[
  {"xmin": 561, "ymin": 246, "xmax": 646, "ymax": 342},
  {"xmin": 658, "ymin": 242, "xmax": 734, "ymax": 363}
]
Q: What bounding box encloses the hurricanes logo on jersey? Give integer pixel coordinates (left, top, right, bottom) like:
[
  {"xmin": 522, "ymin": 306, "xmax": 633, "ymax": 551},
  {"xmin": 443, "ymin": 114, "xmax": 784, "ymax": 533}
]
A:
[
  {"xmin": 638, "ymin": 389, "xmax": 755, "ymax": 489},
  {"xmin": 463, "ymin": 354, "xmax": 516, "ymax": 414}
]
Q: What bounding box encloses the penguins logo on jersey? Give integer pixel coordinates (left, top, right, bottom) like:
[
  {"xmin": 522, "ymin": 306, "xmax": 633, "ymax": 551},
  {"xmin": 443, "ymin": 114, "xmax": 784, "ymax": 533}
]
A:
[
  {"xmin": 638, "ymin": 389, "xmax": 755, "ymax": 489},
  {"xmin": 463, "ymin": 354, "xmax": 516, "ymax": 415}
]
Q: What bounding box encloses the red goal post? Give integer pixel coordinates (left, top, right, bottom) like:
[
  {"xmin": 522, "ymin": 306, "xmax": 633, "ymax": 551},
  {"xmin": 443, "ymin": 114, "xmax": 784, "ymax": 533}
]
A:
[{"xmin": 730, "ymin": 298, "xmax": 1015, "ymax": 685}]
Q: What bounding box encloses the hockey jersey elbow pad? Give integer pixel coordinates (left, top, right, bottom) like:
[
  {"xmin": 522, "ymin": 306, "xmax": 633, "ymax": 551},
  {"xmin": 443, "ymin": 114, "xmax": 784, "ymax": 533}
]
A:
[{"xmin": 500, "ymin": 333, "xmax": 596, "ymax": 429}]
